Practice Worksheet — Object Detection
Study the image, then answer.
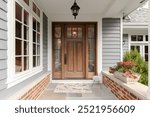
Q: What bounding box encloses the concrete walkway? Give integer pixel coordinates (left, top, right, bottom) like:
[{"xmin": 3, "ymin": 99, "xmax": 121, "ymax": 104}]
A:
[{"xmin": 38, "ymin": 83, "xmax": 117, "ymax": 100}]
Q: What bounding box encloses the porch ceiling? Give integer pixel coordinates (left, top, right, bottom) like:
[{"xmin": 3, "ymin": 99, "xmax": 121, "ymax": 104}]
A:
[{"xmin": 36, "ymin": 0, "xmax": 148, "ymax": 21}]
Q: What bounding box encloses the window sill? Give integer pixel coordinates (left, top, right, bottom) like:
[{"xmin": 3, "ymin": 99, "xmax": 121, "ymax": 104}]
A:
[{"xmin": 6, "ymin": 67, "xmax": 43, "ymax": 88}]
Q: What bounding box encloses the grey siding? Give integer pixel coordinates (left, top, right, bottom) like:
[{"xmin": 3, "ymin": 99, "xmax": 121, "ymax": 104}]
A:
[
  {"xmin": 0, "ymin": 0, "xmax": 7, "ymax": 91},
  {"xmin": 123, "ymin": 34, "xmax": 129, "ymax": 55},
  {"xmin": 43, "ymin": 13, "xmax": 48, "ymax": 71},
  {"xmin": 102, "ymin": 18, "xmax": 121, "ymax": 70}
]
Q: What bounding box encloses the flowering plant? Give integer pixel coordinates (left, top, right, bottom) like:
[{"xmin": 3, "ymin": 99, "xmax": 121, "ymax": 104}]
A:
[{"xmin": 109, "ymin": 61, "xmax": 140, "ymax": 79}]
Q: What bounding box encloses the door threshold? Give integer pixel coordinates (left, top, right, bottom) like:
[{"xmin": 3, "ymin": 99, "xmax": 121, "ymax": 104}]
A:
[{"xmin": 52, "ymin": 80, "xmax": 93, "ymax": 84}]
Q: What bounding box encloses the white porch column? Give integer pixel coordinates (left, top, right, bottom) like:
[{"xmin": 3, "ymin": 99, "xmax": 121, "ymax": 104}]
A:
[{"xmin": 146, "ymin": 1, "xmax": 150, "ymax": 99}]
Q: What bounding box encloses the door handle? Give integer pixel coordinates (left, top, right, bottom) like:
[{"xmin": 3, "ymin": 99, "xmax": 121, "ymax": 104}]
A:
[{"xmin": 64, "ymin": 54, "xmax": 67, "ymax": 64}]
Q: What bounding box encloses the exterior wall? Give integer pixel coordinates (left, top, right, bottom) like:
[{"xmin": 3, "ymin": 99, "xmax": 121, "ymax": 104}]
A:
[
  {"xmin": 102, "ymin": 18, "xmax": 121, "ymax": 70},
  {"xmin": 0, "ymin": 11, "xmax": 50, "ymax": 99},
  {"xmin": 123, "ymin": 34, "xmax": 129, "ymax": 55},
  {"xmin": 0, "ymin": 0, "xmax": 8, "ymax": 91},
  {"xmin": 19, "ymin": 74, "xmax": 50, "ymax": 100},
  {"xmin": 43, "ymin": 13, "xmax": 48, "ymax": 72}
]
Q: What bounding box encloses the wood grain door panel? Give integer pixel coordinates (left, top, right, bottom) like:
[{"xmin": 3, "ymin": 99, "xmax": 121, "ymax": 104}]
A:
[
  {"xmin": 76, "ymin": 42, "xmax": 83, "ymax": 72},
  {"xmin": 65, "ymin": 25, "xmax": 85, "ymax": 78},
  {"xmin": 66, "ymin": 41, "xmax": 74, "ymax": 72}
]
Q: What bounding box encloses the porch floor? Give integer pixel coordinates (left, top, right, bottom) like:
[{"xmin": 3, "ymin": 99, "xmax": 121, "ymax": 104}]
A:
[{"xmin": 38, "ymin": 83, "xmax": 117, "ymax": 100}]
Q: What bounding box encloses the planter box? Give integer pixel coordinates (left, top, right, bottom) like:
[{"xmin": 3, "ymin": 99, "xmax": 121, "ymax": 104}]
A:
[{"xmin": 114, "ymin": 71, "xmax": 140, "ymax": 83}]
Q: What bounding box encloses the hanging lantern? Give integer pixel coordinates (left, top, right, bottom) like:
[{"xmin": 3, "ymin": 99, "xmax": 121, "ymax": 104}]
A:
[{"xmin": 71, "ymin": 0, "xmax": 80, "ymax": 19}]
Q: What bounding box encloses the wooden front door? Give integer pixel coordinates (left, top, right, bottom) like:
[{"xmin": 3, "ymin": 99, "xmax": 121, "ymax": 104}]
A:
[
  {"xmin": 64, "ymin": 25, "xmax": 85, "ymax": 78},
  {"xmin": 52, "ymin": 22, "xmax": 97, "ymax": 80}
]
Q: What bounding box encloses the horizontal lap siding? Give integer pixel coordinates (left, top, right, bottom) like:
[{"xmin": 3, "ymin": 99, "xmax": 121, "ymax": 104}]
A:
[
  {"xmin": 123, "ymin": 34, "xmax": 129, "ymax": 55},
  {"xmin": 102, "ymin": 18, "xmax": 121, "ymax": 70},
  {"xmin": 43, "ymin": 13, "xmax": 48, "ymax": 72},
  {"xmin": 0, "ymin": 0, "xmax": 7, "ymax": 90}
]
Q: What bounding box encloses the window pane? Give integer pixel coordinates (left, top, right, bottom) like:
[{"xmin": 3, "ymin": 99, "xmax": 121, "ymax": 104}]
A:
[
  {"xmin": 131, "ymin": 35, "xmax": 136, "ymax": 41},
  {"xmin": 24, "ymin": 10, "xmax": 29, "ymax": 25},
  {"xmin": 16, "ymin": 57, "xmax": 22, "ymax": 73},
  {"xmin": 145, "ymin": 54, "xmax": 148, "ymax": 61},
  {"xmin": 24, "ymin": 41, "xmax": 29, "ymax": 55},
  {"xmin": 24, "ymin": 26, "xmax": 29, "ymax": 40},
  {"xmin": 145, "ymin": 46, "xmax": 148, "ymax": 61},
  {"xmin": 37, "ymin": 56, "xmax": 40, "ymax": 66},
  {"xmin": 15, "ymin": 21, "xmax": 22, "ymax": 38},
  {"xmin": 55, "ymin": 50, "xmax": 61, "ymax": 72},
  {"xmin": 145, "ymin": 46, "xmax": 148, "ymax": 53},
  {"xmin": 138, "ymin": 35, "xmax": 143, "ymax": 41},
  {"xmin": 131, "ymin": 46, "xmax": 135, "ymax": 51},
  {"xmin": 33, "ymin": 18, "xmax": 36, "ymax": 30},
  {"xmin": 37, "ymin": 8, "xmax": 40, "ymax": 17},
  {"xmin": 33, "ymin": 3, "xmax": 36, "ymax": 13},
  {"xmin": 55, "ymin": 27, "xmax": 61, "ymax": 38},
  {"xmin": 55, "ymin": 39, "xmax": 61, "ymax": 49},
  {"xmin": 33, "ymin": 56, "xmax": 36, "ymax": 67},
  {"xmin": 37, "ymin": 45, "xmax": 40, "ymax": 55},
  {"xmin": 78, "ymin": 27, "xmax": 82, "ymax": 38},
  {"xmin": 33, "ymin": 44, "xmax": 36, "ymax": 55},
  {"xmin": 24, "ymin": 57, "xmax": 29, "ymax": 71},
  {"xmin": 67, "ymin": 27, "xmax": 71, "ymax": 38},
  {"xmin": 88, "ymin": 39, "xmax": 95, "ymax": 49},
  {"xmin": 24, "ymin": 0, "xmax": 29, "ymax": 5},
  {"xmin": 88, "ymin": 50, "xmax": 95, "ymax": 60},
  {"xmin": 146, "ymin": 35, "xmax": 148, "ymax": 41},
  {"xmin": 15, "ymin": 2, "xmax": 22, "ymax": 21},
  {"xmin": 15, "ymin": 39, "xmax": 22, "ymax": 55},
  {"xmin": 37, "ymin": 22, "xmax": 40, "ymax": 32},
  {"xmin": 136, "ymin": 46, "xmax": 140, "ymax": 52},
  {"xmin": 88, "ymin": 26, "xmax": 95, "ymax": 39},
  {"xmin": 88, "ymin": 61, "xmax": 95, "ymax": 72},
  {"xmin": 37, "ymin": 34, "xmax": 40, "ymax": 44},
  {"xmin": 72, "ymin": 27, "xmax": 77, "ymax": 38},
  {"xmin": 33, "ymin": 31, "xmax": 36, "ymax": 42}
]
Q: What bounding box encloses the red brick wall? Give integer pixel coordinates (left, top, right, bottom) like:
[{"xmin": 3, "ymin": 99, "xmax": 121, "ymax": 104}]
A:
[
  {"xmin": 103, "ymin": 75, "xmax": 141, "ymax": 100},
  {"xmin": 19, "ymin": 74, "xmax": 50, "ymax": 100}
]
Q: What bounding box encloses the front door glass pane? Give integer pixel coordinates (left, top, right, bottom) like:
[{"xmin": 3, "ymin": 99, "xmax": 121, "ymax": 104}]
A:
[
  {"xmin": 88, "ymin": 25, "xmax": 95, "ymax": 72},
  {"xmin": 54, "ymin": 26, "xmax": 62, "ymax": 72}
]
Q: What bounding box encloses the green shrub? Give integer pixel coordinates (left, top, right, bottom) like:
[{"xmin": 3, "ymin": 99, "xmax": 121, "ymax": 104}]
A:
[{"xmin": 123, "ymin": 49, "xmax": 148, "ymax": 86}]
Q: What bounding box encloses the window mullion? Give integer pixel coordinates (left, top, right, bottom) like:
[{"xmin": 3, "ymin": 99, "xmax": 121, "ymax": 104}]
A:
[{"xmin": 22, "ymin": 9, "xmax": 24, "ymax": 72}]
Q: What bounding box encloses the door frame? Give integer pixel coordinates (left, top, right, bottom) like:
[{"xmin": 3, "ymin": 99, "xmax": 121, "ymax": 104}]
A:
[{"xmin": 52, "ymin": 22, "xmax": 98, "ymax": 80}]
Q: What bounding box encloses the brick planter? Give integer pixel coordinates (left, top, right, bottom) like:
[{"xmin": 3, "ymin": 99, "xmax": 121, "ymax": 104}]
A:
[{"xmin": 103, "ymin": 75, "xmax": 141, "ymax": 100}]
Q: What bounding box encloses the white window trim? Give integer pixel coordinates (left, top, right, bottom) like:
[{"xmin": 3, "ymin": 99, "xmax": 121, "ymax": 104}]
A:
[
  {"xmin": 129, "ymin": 34, "xmax": 148, "ymax": 61},
  {"xmin": 7, "ymin": 0, "xmax": 43, "ymax": 88}
]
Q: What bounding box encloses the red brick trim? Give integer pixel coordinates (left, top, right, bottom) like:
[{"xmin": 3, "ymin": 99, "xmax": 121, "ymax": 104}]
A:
[
  {"xmin": 19, "ymin": 74, "xmax": 50, "ymax": 100},
  {"xmin": 103, "ymin": 75, "xmax": 141, "ymax": 100}
]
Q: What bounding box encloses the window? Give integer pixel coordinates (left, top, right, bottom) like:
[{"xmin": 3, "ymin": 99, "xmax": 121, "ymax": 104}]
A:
[
  {"xmin": 145, "ymin": 46, "xmax": 148, "ymax": 61},
  {"xmin": 146, "ymin": 35, "xmax": 148, "ymax": 41},
  {"xmin": 54, "ymin": 26, "xmax": 62, "ymax": 72},
  {"xmin": 32, "ymin": 18, "xmax": 41, "ymax": 67},
  {"xmin": 131, "ymin": 45, "xmax": 140, "ymax": 53},
  {"xmin": 7, "ymin": 0, "xmax": 43, "ymax": 87},
  {"xmin": 130, "ymin": 35, "xmax": 148, "ymax": 61},
  {"xmin": 23, "ymin": 0, "xmax": 29, "ymax": 6},
  {"xmin": 15, "ymin": 2, "xmax": 29, "ymax": 73},
  {"xmin": 87, "ymin": 25, "xmax": 96, "ymax": 72},
  {"xmin": 33, "ymin": 2, "xmax": 40, "ymax": 17},
  {"xmin": 15, "ymin": 1, "xmax": 41, "ymax": 74},
  {"xmin": 131, "ymin": 35, "xmax": 143, "ymax": 41}
]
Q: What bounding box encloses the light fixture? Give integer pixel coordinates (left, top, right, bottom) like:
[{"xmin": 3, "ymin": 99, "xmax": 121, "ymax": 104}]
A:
[{"xmin": 71, "ymin": 0, "xmax": 80, "ymax": 19}]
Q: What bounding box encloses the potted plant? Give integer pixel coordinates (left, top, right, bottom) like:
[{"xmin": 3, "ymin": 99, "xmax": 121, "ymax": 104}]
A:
[{"xmin": 110, "ymin": 61, "xmax": 140, "ymax": 83}]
